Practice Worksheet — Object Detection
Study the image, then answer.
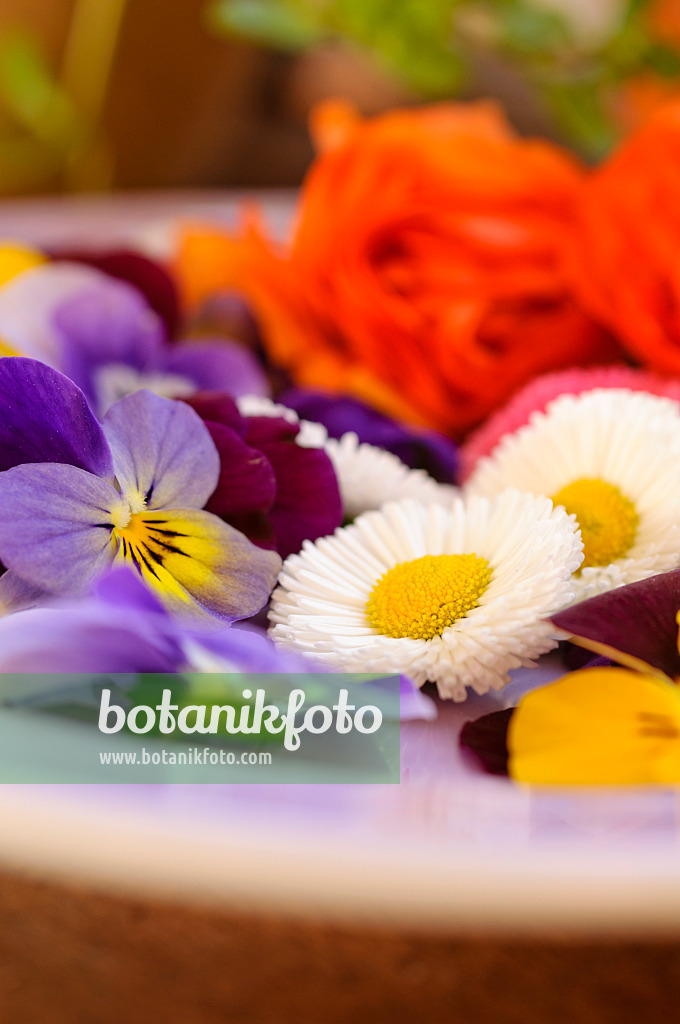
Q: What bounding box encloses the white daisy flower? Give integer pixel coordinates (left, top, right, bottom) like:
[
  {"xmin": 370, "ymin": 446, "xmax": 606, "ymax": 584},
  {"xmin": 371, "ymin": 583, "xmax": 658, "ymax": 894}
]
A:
[
  {"xmin": 466, "ymin": 389, "xmax": 680, "ymax": 601},
  {"xmin": 269, "ymin": 492, "xmax": 582, "ymax": 701},
  {"xmin": 237, "ymin": 395, "xmax": 452, "ymax": 514}
]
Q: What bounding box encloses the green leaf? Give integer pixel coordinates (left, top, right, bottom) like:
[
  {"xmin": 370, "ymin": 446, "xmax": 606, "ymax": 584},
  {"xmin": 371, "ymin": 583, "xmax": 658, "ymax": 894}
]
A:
[{"xmin": 207, "ymin": 0, "xmax": 323, "ymax": 51}]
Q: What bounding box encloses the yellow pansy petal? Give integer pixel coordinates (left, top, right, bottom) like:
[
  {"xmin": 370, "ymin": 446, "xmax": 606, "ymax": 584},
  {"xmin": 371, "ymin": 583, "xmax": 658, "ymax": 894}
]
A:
[
  {"xmin": 508, "ymin": 667, "xmax": 680, "ymax": 785},
  {"xmin": 0, "ymin": 243, "xmax": 46, "ymax": 288},
  {"xmin": 113, "ymin": 508, "xmax": 280, "ymax": 623}
]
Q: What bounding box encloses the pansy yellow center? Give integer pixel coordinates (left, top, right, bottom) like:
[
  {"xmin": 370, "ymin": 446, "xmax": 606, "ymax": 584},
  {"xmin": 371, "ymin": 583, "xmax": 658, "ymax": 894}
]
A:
[
  {"xmin": 551, "ymin": 477, "xmax": 638, "ymax": 569},
  {"xmin": 365, "ymin": 553, "xmax": 492, "ymax": 641},
  {"xmin": 111, "ymin": 508, "xmax": 194, "ymax": 604}
]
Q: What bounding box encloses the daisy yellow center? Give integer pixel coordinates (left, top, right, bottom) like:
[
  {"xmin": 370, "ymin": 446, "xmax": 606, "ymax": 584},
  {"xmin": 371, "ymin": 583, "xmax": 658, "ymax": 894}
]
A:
[
  {"xmin": 365, "ymin": 553, "xmax": 492, "ymax": 641},
  {"xmin": 551, "ymin": 477, "xmax": 638, "ymax": 569}
]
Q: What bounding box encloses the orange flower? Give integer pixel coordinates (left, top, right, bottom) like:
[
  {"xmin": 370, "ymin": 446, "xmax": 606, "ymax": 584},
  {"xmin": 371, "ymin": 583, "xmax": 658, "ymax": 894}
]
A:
[
  {"xmin": 570, "ymin": 101, "xmax": 680, "ymax": 376},
  {"xmin": 176, "ymin": 100, "xmax": 617, "ymax": 436}
]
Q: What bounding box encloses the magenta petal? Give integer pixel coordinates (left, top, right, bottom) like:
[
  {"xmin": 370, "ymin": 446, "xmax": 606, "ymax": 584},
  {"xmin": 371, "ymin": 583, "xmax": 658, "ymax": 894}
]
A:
[
  {"xmin": 459, "ymin": 708, "xmax": 514, "ymax": 776},
  {"xmin": 165, "ymin": 340, "xmax": 268, "ymax": 397},
  {"xmin": 0, "ymin": 463, "xmax": 118, "ymax": 593},
  {"xmin": 551, "ymin": 569, "xmax": 680, "ymax": 680},
  {"xmin": 203, "ymin": 422, "xmax": 277, "ymax": 517},
  {"xmin": 245, "ymin": 415, "xmax": 299, "ymax": 447},
  {"xmin": 260, "ymin": 440, "xmax": 343, "ymax": 559},
  {"xmin": 184, "ymin": 392, "xmax": 247, "ymax": 435},
  {"xmin": 0, "ymin": 357, "xmax": 113, "ymax": 478}
]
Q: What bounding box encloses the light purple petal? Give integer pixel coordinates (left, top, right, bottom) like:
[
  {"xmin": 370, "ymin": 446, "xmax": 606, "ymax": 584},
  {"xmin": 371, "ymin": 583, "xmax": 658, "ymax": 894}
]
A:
[
  {"xmin": 52, "ymin": 279, "xmax": 164, "ymax": 406},
  {"xmin": 0, "ymin": 463, "xmax": 119, "ymax": 593},
  {"xmin": 0, "ymin": 604, "xmax": 184, "ymax": 674},
  {"xmin": 164, "ymin": 339, "xmax": 268, "ymax": 397},
  {"xmin": 92, "ymin": 566, "xmax": 169, "ymax": 617},
  {"xmin": 0, "ymin": 262, "xmax": 110, "ymax": 364},
  {"xmin": 398, "ymin": 676, "xmax": 438, "ymax": 721},
  {"xmin": 0, "ymin": 571, "xmax": 46, "ymax": 614},
  {"xmin": 0, "ymin": 357, "xmax": 114, "ymax": 477},
  {"xmin": 184, "ymin": 622, "xmax": 314, "ymax": 673},
  {"xmin": 102, "ymin": 390, "xmax": 220, "ymax": 510}
]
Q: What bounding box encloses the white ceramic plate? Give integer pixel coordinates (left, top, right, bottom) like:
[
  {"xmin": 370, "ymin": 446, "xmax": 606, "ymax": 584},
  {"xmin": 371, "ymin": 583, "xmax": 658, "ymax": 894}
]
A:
[{"xmin": 1, "ymin": 194, "xmax": 679, "ymax": 936}]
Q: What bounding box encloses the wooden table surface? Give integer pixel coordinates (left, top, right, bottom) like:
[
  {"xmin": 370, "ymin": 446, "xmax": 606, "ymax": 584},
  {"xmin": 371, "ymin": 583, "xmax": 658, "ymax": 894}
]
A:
[{"xmin": 1, "ymin": 867, "xmax": 679, "ymax": 1024}]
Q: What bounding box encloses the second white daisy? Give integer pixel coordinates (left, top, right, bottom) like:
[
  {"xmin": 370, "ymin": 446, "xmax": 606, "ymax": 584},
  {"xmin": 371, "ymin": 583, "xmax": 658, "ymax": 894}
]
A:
[
  {"xmin": 466, "ymin": 389, "xmax": 680, "ymax": 601},
  {"xmin": 269, "ymin": 492, "xmax": 582, "ymax": 701}
]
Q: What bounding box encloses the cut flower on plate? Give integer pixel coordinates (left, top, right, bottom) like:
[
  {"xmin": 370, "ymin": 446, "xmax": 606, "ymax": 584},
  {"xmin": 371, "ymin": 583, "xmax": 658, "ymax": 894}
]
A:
[
  {"xmin": 461, "ymin": 569, "xmax": 680, "ymax": 784},
  {"xmin": 466, "ymin": 389, "xmax": 680, "ymax": 601},
  {"xmin": 269, "ymin": 491, "xmax": 582, "ymax": 701}
]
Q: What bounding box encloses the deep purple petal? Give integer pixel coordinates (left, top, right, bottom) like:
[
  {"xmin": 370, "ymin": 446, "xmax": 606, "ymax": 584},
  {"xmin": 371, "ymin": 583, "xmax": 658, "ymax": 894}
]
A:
[
  {"xmin": 551, "ymin": 570, "xmax": 680, "ymax": 680},
  {"xmin": 0, "ymin": 357, "xmax": 113, "ymax": 477},
  {"xmin": 164, "ymin": 340, "xmax": 268, "ymax": 397},
  {"xmin": 459, "ymin": 708, "xmax": 514, "ymax": 776},
  {"xmin": 52, "ymin": 279, "xmax": 164, "ymax": 406},
  {"xmin": 103, "ymin": 390, "xmax": 219, "ymax": 510},
  {"xmin": 281, "ymin": 388, "xmax": 459, "ymax": 484},
  {"xmin": 259, "ymin": 439, "xmax": 343, "ymax": 560},
  {"xmin": 203, "ymin": 422, "xmax": 277, "ymax": 517},
  {"xmin": 50, "ymin": 248, "xmax": 180, "ymax": 339},
  {"xmin": 0, "ymin": 462, "xmax": 119, "ymax": 593}
]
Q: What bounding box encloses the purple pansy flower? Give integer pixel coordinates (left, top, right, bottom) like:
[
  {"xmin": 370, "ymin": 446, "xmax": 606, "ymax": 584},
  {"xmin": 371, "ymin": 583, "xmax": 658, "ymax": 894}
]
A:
[
  {"xmin": 186, "ymin": 392, "xmax": 343, "ymax": 560},
  {"xmin": 280, "ymin": 388, "xmax": 459, "ymax": 484},
  {"xmin": 0, "ymin": 358, "xmax": 280, "ymax": 623},
  {"xmin": 0, "ymin": 262, "xmax": 268, "ymax": 415}
]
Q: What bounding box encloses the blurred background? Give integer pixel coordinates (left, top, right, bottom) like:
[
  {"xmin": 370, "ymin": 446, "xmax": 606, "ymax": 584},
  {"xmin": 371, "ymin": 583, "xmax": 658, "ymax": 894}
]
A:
[{"xmin": 0, "ymin": 0, "xmax": 679, "ymax": 196}]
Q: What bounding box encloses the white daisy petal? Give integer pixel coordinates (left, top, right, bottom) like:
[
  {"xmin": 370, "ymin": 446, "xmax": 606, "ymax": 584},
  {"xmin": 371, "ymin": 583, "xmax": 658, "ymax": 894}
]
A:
[
  {"xmin": 269, "ymin": 492, "xmax": 582, "ymax": 701},
  {"xmin": 466, "ymin": 389, "xmax": 680, "ymax": 601},
  {"xmin": 324, "ymin": 432, "xmax": 454, "ymax": 519}
]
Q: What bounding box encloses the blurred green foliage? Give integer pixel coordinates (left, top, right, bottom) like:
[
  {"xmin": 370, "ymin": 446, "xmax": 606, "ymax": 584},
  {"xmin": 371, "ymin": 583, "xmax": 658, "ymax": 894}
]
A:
[
  {"xmin": 0, "ymin": 30, "xmax": 88, "ymax": 192},
  {"xmin": 208, "ymin": 0, "xmax": 680, "ymax": 157}
]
